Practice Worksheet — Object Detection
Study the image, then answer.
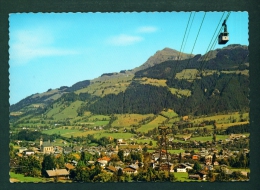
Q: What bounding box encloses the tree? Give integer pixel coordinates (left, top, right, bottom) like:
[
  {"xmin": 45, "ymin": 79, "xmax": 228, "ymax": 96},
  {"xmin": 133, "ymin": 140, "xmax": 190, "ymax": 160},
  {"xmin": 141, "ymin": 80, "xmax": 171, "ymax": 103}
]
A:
[
  {"xmin": 143, "ymin": 146, "xmax": 148, "ymax": 153},
  {"xmin": 118, "ymin": 150, "xmax": 124, "ymax": 161},
  {"xmin": 74, "ymin": 167, "xmax": 90, "ymax": 182},
  {"xmin": 193, "ymin": 161, "xmax": 202, "ymax": 172},
  {"xmin": 41, "ymin": 154, "xmax": 56, "ymax": 177},
  {"xmin": 216, "ymin": 168, "xmax": 229, "ymax": 181},
  {"xmin": 212, "ymin": 133, "xmax": 216, "ymax": 143},
  {"xmin": 117, "ymin": 168, "xmax": 123, "ymax": 182},
  {"xmin": 212, "ymin": 153, "xmax": 217, "ymax": 165},
  {"xmin": 169, "ymin": 172, "xmax": 177, "ymax": 182},
  {"xmin": 230, "ymin": 171, "xmax": 248, "ymax": 181},
  {"xmin": 56, "ymin": 154, "xmax": 65, "ymax": 169},
  {"xmin": 9, "ymin": 144, "xmax": 17, "ymax": 159},
  {"xmin": 110, "ymin": 153, "xmax": 120, "ymax": 162},
  {"xmin": 238, "ymin": 152, "xmax": 248, "ymax": 168},
  {"xmin": 178, "ymin": 153, "xmax": 182, "ymax": 163},
  {"xmin": 93, "ymin": 171, "xmax": 113, "ymax": 182},
  {"xmin": 16, "ymin": 156, "xmax": 42, "ymax": 177}
]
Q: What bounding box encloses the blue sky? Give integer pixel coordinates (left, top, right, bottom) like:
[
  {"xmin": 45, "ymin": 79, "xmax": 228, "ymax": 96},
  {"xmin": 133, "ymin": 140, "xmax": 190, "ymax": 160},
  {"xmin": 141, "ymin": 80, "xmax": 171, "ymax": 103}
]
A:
[{"xmin": 9, "ymin": 12, "xmax": 248, "ymax": 105}]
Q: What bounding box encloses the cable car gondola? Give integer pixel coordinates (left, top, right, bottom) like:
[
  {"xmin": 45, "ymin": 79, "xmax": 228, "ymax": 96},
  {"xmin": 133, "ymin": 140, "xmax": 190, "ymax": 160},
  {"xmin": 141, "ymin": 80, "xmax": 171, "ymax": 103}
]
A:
[{"xmin": 218, "ymin": 19, "xmax": 229, "ymax": 44}]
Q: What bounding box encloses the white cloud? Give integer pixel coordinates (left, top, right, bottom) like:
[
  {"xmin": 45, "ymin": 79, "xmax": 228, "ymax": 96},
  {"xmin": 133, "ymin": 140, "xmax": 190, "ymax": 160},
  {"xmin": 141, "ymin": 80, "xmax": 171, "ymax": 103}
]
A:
[
  {"xmin": 9, "ymin": 28, "xmax": 78, "ymax": 65},
  {"xmin": 107, "ymin": 34, "xmax": 143, "ymax": 46},
  {"xmin": 136, "ymin": 26, "xmax": 158, "ymax": 33}
]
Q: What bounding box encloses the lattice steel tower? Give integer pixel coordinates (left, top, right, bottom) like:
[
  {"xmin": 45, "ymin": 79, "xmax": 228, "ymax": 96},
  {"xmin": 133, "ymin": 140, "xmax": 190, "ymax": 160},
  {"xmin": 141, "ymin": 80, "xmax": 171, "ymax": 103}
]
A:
[{"xmin": 158, "ymin": 125, "xmax": 170, "ymax": 172}]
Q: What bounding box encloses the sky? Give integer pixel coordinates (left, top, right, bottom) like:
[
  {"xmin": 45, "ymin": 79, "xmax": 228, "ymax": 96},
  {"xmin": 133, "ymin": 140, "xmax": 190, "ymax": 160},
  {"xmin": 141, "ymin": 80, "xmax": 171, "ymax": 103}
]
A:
[{"xmin": 9, "ymin": 12, "xmax": 248, "ymax": 105}]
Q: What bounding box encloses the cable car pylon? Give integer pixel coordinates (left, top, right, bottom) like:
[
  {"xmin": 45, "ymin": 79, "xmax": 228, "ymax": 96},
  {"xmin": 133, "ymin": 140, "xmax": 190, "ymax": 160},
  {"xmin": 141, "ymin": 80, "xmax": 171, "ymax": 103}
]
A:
[{"xmin": 158, "ymin": 125, "xmax": 170, "ymax": 173}]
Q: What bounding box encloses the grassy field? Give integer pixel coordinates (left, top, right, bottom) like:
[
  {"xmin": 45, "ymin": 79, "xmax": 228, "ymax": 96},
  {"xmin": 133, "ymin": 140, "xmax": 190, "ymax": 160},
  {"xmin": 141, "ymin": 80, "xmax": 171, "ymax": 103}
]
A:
[
  {"xmin": 137, "ymin": 115, "xmax": 168, "ymax": 132},
  {"xmin": 93, "ymin": 132, "xmax": 134, "ymax": 140},
  {"xmin": 167, "ymin": 149, "xmax": 185, "ymax": 154},
  {"xmin": 137, "ymin": 77, "xmax": 167, "ymax": 87},
  {"xmin": 10, "ymin": 112, "xmax": 23, "ymax": 116},
  {"xmin": 191, "ymin": 112, "xmax": 249, "ymax": 125},
  {"xmin": 229, "ymin": 168, "xmax": 250, "ymax": 173},
  {"xmin": 161, "ymin": 109, "xmax": 178, "ymax": 118},
  {"xmin": 46, "ymin": 102, "xmax": 62, "ymax": 118},
  {"xmin": 221, "ymin": 70, "xmax": 249, "ymax": 76},
  {"xmin": 88, "ymin": 115, "xmax": 110, "ymax": 121},
  {"xmin": 148, "ymin": 149, "xmax": 199, "ymax": 154},
  {"xmin": 75, "ymin": 74, "xmax": 134, "ymax": 97},
  {"xmin": 169, "ymin": 87, "xmax": 191, "ymax": 97},
  {"xmin": 9, "ymin": 172, "xmax": 48, "ymax": 183},
  {"xmin": 41, "ymin": 127, "xmax": 101, "ymax": 138},
  {"xmin": 215, "ymin": 121, "xmax": 249, "ymax": 130},
  {"xmin": 135, "ymin": 139, "xmax": 157, "ymax": 146},
  {"xmin": 93, "ymin": 120, "xmax": 110, "ymax": 126},
  {"xmin": 190, "ymin": 135, "xmax": 230, "ymax": 142},
  {"xmin": 201, "ymin": 70, "xmax": 217, "ymax": 76},
  {"xmin": 174, "ymin": 172, "xmax": 199, "ymax": 182},
  {"xmin": 112, "ymin": 114, "xmax": 154, "ymax": 128},
  {"xmin": 51, "ymin": 101, "xmax": 83, "ymax": 120},
  {"xmin": 175, "ymin": 69, "xmax": 199, "ymax": 80}
]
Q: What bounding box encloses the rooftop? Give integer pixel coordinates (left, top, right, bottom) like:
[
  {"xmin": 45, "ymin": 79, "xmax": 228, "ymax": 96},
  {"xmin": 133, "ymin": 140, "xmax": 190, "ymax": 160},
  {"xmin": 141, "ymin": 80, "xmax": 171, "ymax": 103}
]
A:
[{"xmin": 46, "ymin": 169, "xmax": 69, "ymax": 177}]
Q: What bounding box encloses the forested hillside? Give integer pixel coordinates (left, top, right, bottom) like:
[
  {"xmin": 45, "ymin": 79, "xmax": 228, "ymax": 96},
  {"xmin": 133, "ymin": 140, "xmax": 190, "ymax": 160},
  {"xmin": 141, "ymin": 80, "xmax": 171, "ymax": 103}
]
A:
[
  {"xmin": 77, "ymin": 44, "xmax": 249, "ymax": 116},
  {"xmin": 10, "ymin": 44, "xmax": 249, "ymax": 118}
]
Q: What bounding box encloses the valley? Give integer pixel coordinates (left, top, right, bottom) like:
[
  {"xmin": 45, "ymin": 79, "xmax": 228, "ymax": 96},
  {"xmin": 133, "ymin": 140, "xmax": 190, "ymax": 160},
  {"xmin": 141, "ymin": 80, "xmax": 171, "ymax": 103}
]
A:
[{"xmin": 9, "ymin": 44, "xmax": 250, "ymax": 182}]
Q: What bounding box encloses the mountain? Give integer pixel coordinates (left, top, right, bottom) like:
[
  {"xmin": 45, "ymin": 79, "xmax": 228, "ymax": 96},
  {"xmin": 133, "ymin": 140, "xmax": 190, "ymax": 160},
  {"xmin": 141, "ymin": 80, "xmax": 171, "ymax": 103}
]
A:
[
  {"xmin": 10, "ymin": 80, "xmax": 90, "ymax": 112},
  {"xmin": 133, "ymin": 47, "xmax": 193, "ymax": 72},
  {"xmin": 10, "ymin": 44, "xmax": 249, "ymax": 118},
  {"xmin": 84, "ymin": 44, "xmax": 249, "ymax": 116}
]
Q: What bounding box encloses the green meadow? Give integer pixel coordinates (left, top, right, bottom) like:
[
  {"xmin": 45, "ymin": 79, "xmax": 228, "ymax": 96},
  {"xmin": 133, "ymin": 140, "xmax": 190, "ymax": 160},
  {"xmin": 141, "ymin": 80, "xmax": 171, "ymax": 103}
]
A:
[
  {"xmin": 112, "ymin": 114, "xmax": 154, "ymax": 128},
  {"xmin": 137, "ymin": 115, "xmax": 168, "ymax": 132},
  {"xmin": 9, "ymin": 172, "xmax": 49, "ymax": 183},
  {"xmin": 41, "ymin": 127, "xmax": 100, "ymax": 138},
  {"xmin": 93, "ymin": 132, "xmax": 134, "ymax": 140},
  {"xmin": 75, "ymin": 74, "xmax": 134, "ymax": 97},
  {"xmin": 174, "ymin": 172, "xmax": 200, "ymax": 182}
]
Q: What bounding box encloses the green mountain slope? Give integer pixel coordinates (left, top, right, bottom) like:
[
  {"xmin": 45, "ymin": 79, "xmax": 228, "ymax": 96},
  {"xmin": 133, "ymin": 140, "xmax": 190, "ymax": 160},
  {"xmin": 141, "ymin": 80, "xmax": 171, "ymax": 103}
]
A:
[
  {"xmin": 10, "ymin": 80, "xmax": 91, "ymax": 113},
  {"xmin": 10, "ymin": 44, "xmax": 249, "ymax": 120}
]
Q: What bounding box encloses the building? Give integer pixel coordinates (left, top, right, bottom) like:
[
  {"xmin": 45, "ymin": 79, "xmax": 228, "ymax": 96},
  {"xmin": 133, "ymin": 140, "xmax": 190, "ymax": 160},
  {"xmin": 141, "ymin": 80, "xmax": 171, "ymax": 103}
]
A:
[
  {"xmin": 123, "ymin": 166, "xmax": 138, "ymax": 174},
  {"xmin": 46, "ymin": 168, "xmax": 70, "ymax": 179},
  {"xmin": 175, "ymin": 163, "xmax": 193, "ymax": 172},
  {"xmin": 189, "ymin": 174, "xmax": 200, "ymax": 180},
  {"xmin": 63, "ymin": 147, "xmax": 73, "ymax": 154},
  {"xmin": 105, "ymin": 165, "xmax": 117, "ymax": 173},
  {"xmin": 40, "ymin": 138, "xmax": 54, "ymax": 154},
  {"xmin": 65, "ymin": 163, "xmax": 75, "ymax": 171},
  {"xmin": 23, "ymin": 150, "xmax": 35, "ymax": 156}
]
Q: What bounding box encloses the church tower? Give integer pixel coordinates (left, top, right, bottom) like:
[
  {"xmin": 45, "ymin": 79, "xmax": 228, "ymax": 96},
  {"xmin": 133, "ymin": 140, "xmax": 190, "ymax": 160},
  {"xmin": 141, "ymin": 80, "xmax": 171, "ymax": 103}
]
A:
[{"xmin": 40, "ymin": 137, "xmax": 43, "ymax": 146}]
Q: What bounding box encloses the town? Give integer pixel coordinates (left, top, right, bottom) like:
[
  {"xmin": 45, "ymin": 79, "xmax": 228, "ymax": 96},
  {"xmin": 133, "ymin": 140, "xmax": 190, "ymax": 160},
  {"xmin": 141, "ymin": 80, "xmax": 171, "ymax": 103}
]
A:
[{"xmin": 10, "ymin": 114, "xmax": 250, "ymax": 182}]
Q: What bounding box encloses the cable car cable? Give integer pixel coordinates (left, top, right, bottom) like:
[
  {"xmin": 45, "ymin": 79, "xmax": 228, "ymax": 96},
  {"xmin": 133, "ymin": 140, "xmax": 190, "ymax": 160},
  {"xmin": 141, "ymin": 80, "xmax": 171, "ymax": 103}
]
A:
[
  {"xmin": 199, "ymin": 12, "xmax": 226, "ymax": 64},
  {"xmin": 163, "ymin": 12, "xmax": 194, "ymax": 108},
  {"xmin": 175, "ymin": 12, "xmax": 206, "ymax": 96},
  {"xmin": 170, "ymin": 12, "xmax": 194, "ymax": 80},
  {"xmin": 179, "ymin": 11, "xmax": 246, "ymax": 118},
  {"xmin": 177, "ymin": 12, "xmax": 193, "ymax": 61},
  {"xmin": 176, "ymin": 12, "xmax": 231, "ymax": 116},
  {"xmin": 196, "ymin": 12, "xmax": 231, "ymax": 76},
  {"xmin": 183, "ymin": 12, "xmax": 196, "ymax": 56}
]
